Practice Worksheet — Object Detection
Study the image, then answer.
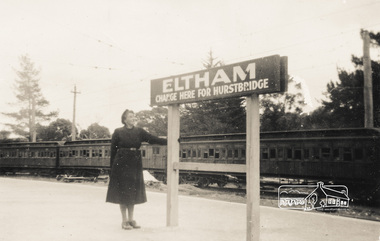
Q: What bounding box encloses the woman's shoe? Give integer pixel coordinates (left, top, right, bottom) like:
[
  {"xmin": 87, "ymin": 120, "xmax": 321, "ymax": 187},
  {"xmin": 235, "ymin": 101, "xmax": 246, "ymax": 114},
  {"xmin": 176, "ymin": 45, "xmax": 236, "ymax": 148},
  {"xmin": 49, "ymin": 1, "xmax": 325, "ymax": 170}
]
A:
[
  {"xmin": 129, "ymin": 220, "xmax": 141, "ymax": 229},
  {"xmin": 121, "ymin": 221, "xmax": 133, "ymax": 230}
]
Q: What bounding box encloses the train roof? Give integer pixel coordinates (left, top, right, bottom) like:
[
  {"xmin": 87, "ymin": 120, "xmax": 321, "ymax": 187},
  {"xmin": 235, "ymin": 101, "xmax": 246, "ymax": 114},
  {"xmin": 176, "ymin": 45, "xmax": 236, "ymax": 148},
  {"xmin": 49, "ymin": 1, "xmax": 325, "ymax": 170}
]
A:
[
  {"xmin": 0, "ymin": 128, "xmax": 379, "ymax": 146},
  {"xmin": 0, "ymin": 141, "xmax": 63, "ymax": 148},
  {"xmin": 180, "ymin": 128, "xmax": 380, "ymax": 142},
  {"xmin": 261, "ymin": 127, "xmax": 380, "ymax": 139},
  {"xmin": 63, "ymin": 139, "xmax": 111, "ymax": 145}
]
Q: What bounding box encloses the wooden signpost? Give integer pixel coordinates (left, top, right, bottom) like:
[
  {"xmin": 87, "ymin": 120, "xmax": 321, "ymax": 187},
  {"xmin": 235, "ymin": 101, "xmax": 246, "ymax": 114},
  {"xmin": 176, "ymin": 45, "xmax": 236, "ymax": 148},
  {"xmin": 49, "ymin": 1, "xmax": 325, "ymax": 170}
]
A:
[{"xmin": 151, "ymin": 55, "xmax": 288, "ymax": 241}]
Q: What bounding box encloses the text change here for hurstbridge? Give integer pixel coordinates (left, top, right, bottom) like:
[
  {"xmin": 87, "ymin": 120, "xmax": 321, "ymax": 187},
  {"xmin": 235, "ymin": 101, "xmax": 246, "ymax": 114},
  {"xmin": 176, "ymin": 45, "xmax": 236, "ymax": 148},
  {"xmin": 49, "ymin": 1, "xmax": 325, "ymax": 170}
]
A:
[{"xmin": 150, "ymin": 55, "xmax": 288, "ymax": 106}]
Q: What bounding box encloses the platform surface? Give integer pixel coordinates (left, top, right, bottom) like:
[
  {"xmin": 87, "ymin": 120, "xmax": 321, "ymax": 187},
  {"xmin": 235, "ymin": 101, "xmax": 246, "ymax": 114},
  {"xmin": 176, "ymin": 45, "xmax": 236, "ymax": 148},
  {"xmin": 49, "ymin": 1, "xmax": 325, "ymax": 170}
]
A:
[{"xmin": 0, "ymin": 177, "xmax": 379, "ymax": 241}]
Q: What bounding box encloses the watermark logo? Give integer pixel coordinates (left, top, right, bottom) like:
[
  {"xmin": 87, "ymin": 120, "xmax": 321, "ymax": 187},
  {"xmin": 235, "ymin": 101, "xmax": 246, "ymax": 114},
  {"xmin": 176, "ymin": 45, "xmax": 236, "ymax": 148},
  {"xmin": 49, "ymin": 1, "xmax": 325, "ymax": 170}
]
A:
[{"xmin": 278, "ymin": 182, "xmax": 349, "ymax": 211}]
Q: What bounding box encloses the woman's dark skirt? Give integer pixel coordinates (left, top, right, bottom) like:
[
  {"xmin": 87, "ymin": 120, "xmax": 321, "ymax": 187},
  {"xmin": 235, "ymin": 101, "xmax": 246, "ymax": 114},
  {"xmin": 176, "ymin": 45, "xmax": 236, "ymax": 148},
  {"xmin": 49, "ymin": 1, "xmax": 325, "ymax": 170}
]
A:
[{"xmin": 106, "ymin": 149, "xmax": 147, "ymax": 205}]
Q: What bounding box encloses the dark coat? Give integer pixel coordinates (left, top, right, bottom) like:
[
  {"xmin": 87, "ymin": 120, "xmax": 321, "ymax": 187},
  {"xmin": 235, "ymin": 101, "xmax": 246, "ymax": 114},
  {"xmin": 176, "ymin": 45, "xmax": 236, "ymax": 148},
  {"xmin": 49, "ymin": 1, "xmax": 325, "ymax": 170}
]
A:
[{"xmin": 106, "ymin": 126, "xmax": 166, "ymax": 205}]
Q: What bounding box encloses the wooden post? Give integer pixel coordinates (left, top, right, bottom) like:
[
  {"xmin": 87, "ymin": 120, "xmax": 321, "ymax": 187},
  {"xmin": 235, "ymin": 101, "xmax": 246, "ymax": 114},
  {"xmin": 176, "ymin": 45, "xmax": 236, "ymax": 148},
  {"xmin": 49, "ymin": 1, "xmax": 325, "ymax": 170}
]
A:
[
  {"xmin": 167, "ymin": 104, "xmax": 180, "ymax": 226},
  {"xmin": 246, "ymin": 93, "xmax": 260, "ymax": 241},
  {"xmin": 362, "ymin": 30, "xmax": 373, "ymax": 128}
]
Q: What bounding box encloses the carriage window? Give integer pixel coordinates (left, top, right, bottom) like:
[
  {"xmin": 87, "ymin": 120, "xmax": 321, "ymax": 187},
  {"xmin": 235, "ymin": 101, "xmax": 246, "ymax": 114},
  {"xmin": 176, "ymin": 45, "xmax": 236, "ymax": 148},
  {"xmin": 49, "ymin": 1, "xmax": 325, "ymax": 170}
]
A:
[
  {"xmin": 294, "ymin": 149, "xmax": 302, "ymax": 160},
  {"xmin": 209, "ymin": 149, "xmax": 214, "ymax": 157},
  {"xmin": 197, "ymin": 149, "xmax": 201, "ymax": 158},
  {"xmin": 153, "ymin": 147, "xmax": 160, "ymax": 154},
  {"xmin": 366, "ymin": 147, "xmax": 376, "ymax": 161},
  {"xmin": 304, "ymin": 149, "xmax": 310, "ymax": 160},
  {"xmin": 142, "ymin": 150, "xmax": 146, "ymax": 157},
  {"xmin": 234, "ymin": 149, "xmax": 239, "ymax": 158},
  {"xmin": 354, "ymin": 148, "xmax": 363, "ymax": 160},
  {"xmin": 99, "ymin": 150, "xmax": 103, "ymax": 158},
  {"xmin": 333, "ymin": 149, "xmax": 340, "ymax": 161},
  {"xmin": 105, "ymin": 150, "xmax": 109, "ymax": 157},
  {"xmin": 203, "ymin": 151, "xmax": 209, "ymax": 158},
  {"xmin": 188, "ymin": 150, "xmax": 191, "ymax": 158},
  {"xmin": 227, "ymin": 150, "xmax": 233, "ymax": 158},
  {"xmin": 287, "ymin": 148, "xmax": 292, "ymax": 159},
  {"xmin": 312, "ymin": 148, "xmax": 320, "ymax": 160},
  {"xmin": 343, "ymin": 148, "xmax": 352, "ymax": 161},
  {"xmin": 81, "ymin": 150, "xmax": 89, "ymax": 157},
  {"xmin": 92, "ymin": 150, "xmax": 99, "ymax": 157},
  {"xmin": 18, "ymin": 151, "xmax": 23, "ymax": 157},
  {"xmin": 31, "ymin": 151, "xmax": 35, "ymax": 157},
  {"xmin": 222, "ymin": 149, "xmax": 226, "ymax": 158},
  {"xmin": 182, "ymin": 150, "xmax": 187, "ymax": 158},
  {"xmin": 262, "ymin": 148, "xmax": 269, "ymax": 160},
  {"xmin": 270, "ymin": 149, "xmax": 276, "ymax": 159},
  {"xmin": 278, "ymin": 148, "xmax": 284, "ymax": 159},
  {"xmin": 241, "ymin": 149, "xmax": 246, "ymax": 158},
  {"xmin": 215, "ymin": 149, "xmax": 220, "ymax": 158},
  {"xmin": 321, "ymin": 148, "xmax": 330, "ymax": 159},
  {"xmin": 192, "ymin": 150, "xmax": 196, "ymax": 158}
]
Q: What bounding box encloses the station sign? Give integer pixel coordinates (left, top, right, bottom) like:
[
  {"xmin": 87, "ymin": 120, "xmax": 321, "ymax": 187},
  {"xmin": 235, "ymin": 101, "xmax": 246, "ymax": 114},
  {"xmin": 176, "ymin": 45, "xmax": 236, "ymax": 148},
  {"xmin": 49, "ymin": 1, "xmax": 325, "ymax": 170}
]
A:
[{"xmin": 151, "ymin": 55, "xmax": 287, "ymax": 106}]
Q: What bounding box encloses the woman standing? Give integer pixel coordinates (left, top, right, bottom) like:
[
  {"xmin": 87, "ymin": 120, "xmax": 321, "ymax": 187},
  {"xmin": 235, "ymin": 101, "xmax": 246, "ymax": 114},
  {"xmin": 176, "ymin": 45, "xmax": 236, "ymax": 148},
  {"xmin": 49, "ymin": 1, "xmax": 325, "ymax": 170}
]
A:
[{"xmin": 106, "ymin": 109, "xmax": 167, "ymax": 230}]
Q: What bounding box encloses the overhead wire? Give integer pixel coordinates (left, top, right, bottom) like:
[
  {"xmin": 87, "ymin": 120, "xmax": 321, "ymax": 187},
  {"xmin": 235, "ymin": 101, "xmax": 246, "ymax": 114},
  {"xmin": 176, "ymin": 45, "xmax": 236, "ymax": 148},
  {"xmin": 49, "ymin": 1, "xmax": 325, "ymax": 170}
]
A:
[
  {"xmin": 5, "ymin": 2, "xmax": 380, "ymax": 120},
  {"xmin": 23, "ymin": 0, "xmax": 380, "ymax": 78},
  {"xmin": 53, "ymin": 21, "xmax": 380, "ymax": 105}
]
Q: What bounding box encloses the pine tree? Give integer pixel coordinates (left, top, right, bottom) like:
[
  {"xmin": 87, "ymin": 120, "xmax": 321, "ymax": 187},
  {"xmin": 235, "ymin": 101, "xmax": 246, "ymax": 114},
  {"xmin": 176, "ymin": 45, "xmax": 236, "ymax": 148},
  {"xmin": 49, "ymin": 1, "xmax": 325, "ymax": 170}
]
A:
[
  {"xmin": 3, "ymin": 55, "xmax": 58, "ymax": 142},
  {"xmin": 180, "ymin": 50, "xmax": 246, "ymax": 135},
  {"xmin": 309, "ymin": 30, "xmax": 380, "ymax": 128}
]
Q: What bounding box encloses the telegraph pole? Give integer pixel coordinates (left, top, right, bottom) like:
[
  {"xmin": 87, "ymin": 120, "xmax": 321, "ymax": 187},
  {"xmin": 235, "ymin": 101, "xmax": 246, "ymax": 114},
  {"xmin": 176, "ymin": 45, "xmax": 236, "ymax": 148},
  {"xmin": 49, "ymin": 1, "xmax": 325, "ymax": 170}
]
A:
[
  {"xmin": 31, "ymin": 96, "xmax": 36, "ymax": 142},
  {"xmin": 362, "ymin": 30, "xmax": 374, "ymax": 128},
  {"xmin": 71, "ymin": 85, "xmax": 80, "ymax": 141}
]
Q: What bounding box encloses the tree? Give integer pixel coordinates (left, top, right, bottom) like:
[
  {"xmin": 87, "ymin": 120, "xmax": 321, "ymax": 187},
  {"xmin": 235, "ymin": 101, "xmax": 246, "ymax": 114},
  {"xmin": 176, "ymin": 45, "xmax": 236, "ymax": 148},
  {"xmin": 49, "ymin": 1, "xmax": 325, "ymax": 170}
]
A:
[
  {"xmin": 180, "ymin": 50, "xmax": 246, "ymax": 135},
  {"xmin": 310, "ymin": 30, "xmax": 380, "ymax": 128},
  {"xmin": 136, "ymin": 107, "xmax": 168, "ymax": 136},
  {"xmin": 0, "ymin": 130, "xmax": 11, "ymax": 140},
  {"xmin": 260, "ymin": 77, "xmax": 307, "ymax": 131},
  {"xmin": 37, "ymin": 118, "xmax": 73, "ymax": 141},
  {"xmin": 2, "ymin": 55, "xmax": 58, "ymax": 142},
  {"xmin": 79, "ymin": 123, "xmax": 110, "ymax": 139}
]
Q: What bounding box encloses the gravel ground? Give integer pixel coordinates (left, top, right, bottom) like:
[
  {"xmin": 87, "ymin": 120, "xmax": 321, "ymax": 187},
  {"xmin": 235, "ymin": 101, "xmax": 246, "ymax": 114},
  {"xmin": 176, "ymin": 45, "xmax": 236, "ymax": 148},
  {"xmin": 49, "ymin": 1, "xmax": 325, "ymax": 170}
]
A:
[
  {"xmin": 145, "ymin": 182, "xmax": 380, "ymax": 222},
  {"xmin": 4, "ymin": 175, "xmax": 380, "ymax": 222}
]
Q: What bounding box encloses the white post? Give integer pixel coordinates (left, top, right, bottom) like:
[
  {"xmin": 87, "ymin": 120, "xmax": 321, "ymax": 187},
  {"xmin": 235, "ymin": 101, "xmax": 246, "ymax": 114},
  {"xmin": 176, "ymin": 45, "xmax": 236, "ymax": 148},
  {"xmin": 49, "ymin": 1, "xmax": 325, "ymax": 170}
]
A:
[
  {"xmin": 246, "ymin": 93, "xmax": 260, "ymax": 241},
  {"xmin": 167, "ymin": 104, "xmax": 180, "ymax": 226}
]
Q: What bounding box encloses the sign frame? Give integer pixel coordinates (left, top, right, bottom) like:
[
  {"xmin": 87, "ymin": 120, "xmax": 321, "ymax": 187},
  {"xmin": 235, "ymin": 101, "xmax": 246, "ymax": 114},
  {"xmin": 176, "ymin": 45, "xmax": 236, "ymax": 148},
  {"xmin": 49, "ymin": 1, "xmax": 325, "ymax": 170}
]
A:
[
  {"xmin": 152, "ymin": 55, "xmax": 288, "ymax": 241},
  {"xmin": 151, "ymin": 55, "xmax": 287, "ymax": 106}
]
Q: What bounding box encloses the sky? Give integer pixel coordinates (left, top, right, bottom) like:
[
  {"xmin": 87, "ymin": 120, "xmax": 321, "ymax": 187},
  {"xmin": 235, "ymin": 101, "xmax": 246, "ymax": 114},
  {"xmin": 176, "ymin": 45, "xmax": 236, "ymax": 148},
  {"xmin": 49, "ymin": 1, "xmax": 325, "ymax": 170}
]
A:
[{"xmin": 1, "ymin": 0, "xmax": 380, "ymax": 135}]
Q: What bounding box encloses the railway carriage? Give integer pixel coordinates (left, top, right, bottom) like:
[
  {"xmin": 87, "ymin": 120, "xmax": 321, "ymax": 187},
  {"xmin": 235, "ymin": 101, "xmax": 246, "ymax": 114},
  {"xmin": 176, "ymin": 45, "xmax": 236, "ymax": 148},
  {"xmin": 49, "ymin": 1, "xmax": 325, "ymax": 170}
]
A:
[
  {"xmin": 258, "ymin": 128, "xmax": 380, "ymax": 183},
  {"xmin": 0, "ymin": 141, "xmax": 60, "ymax": 175},
  {"xmin": 141, "ymin": 143, "xmax": 167, "ymax": 181},
  {"xmin": 0, "ymin": 128, "xmax": 379, "ymax": 202},
  {"xmin": 159, "ymin": 128, "xmax": 380, "ymax": 195},
  {"xmin": 58, "ymin": 139, "xmax": 111, "ymax": 176}
]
